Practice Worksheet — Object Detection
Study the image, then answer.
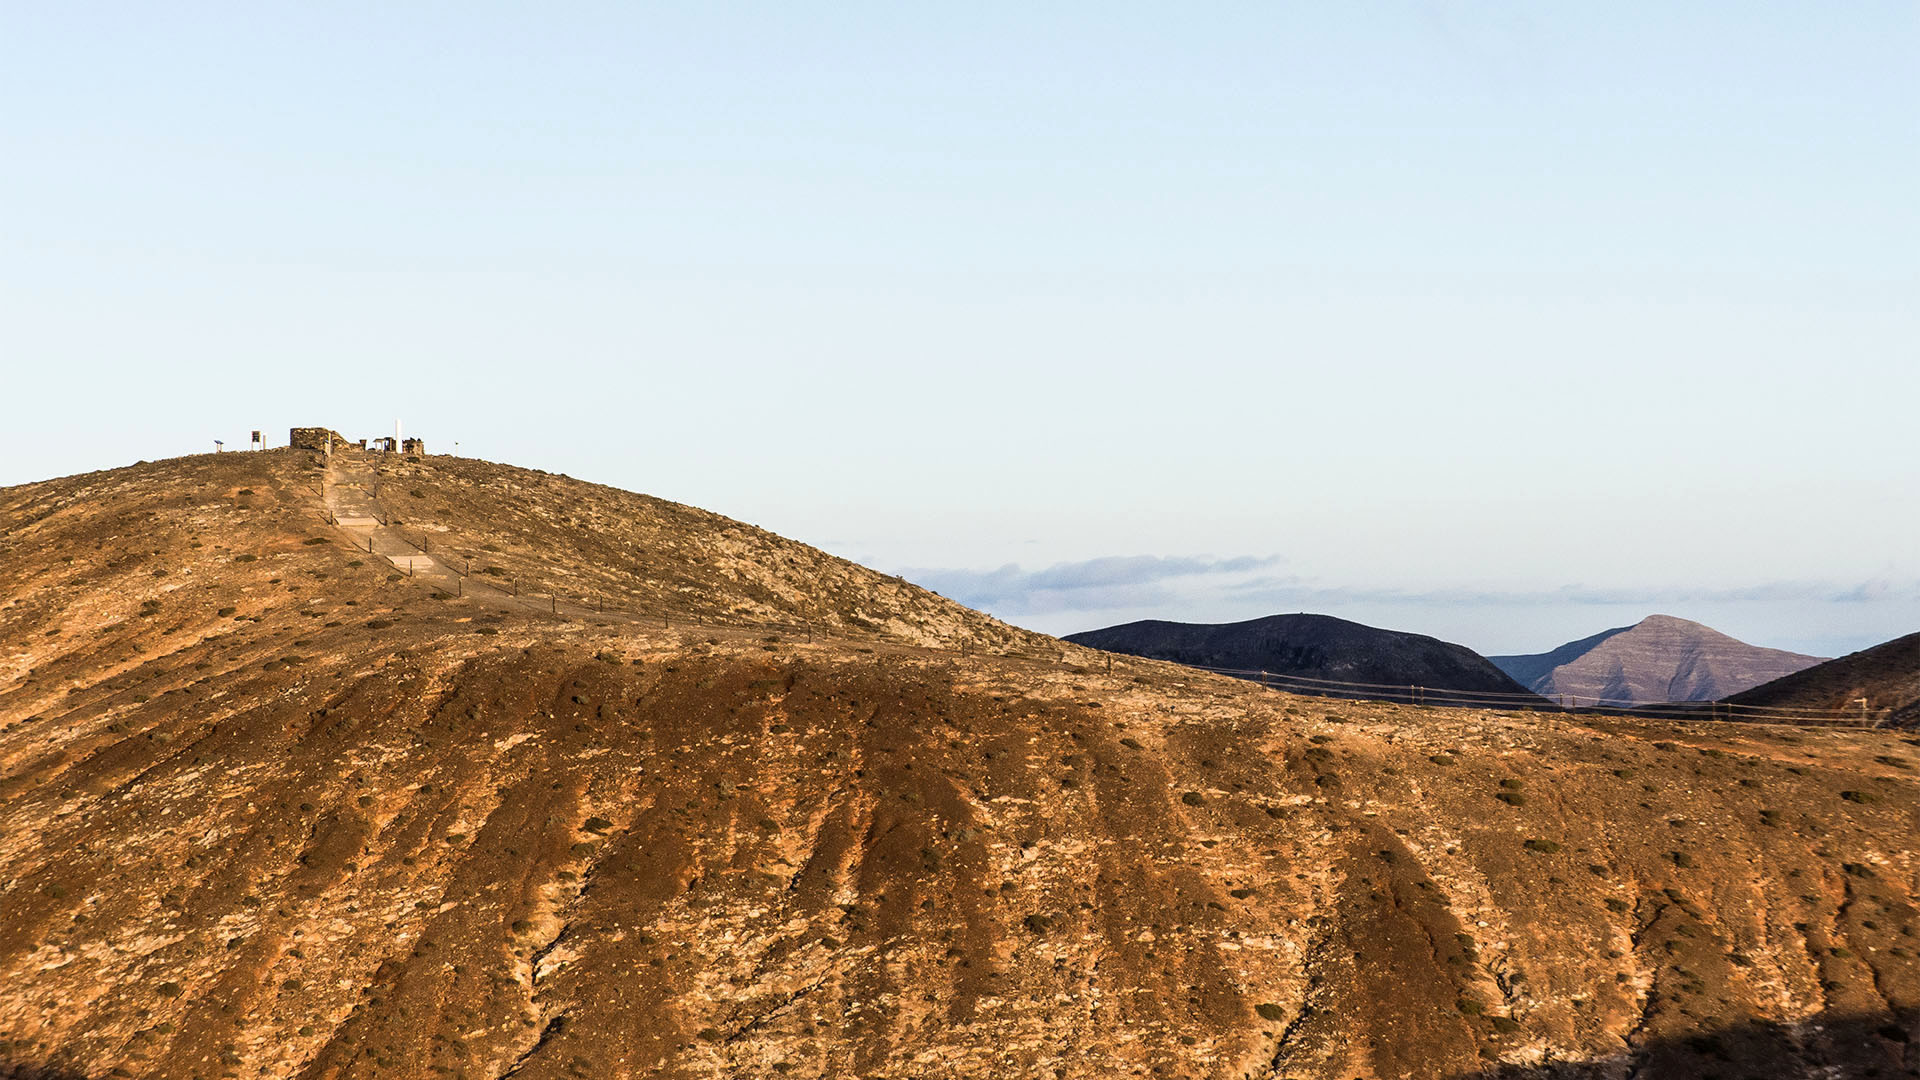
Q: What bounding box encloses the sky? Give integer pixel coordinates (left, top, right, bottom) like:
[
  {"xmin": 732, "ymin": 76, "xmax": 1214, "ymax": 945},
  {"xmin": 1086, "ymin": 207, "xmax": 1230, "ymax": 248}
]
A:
[{"xmin": 3, "ymin": 3, "xmax": 1916, "ymax": 657}]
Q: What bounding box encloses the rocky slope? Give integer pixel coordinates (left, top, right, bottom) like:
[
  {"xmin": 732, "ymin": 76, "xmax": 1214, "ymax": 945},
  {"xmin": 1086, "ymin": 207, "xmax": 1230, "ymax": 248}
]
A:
[
  {"xmin": 2, "ymin": 448, "xmax": 1918, "ymax": 1080},
  {"xmin": 1729, "ymin": 631, "xmax": 1920, "ymax": 727},
  {"xmin": 1065, "ymin": 613, "xmax": 1543, "ymax": 706},
  {"xmin": 1492, "ymin": 615, "xmax": 1825, "ymax": 706}
]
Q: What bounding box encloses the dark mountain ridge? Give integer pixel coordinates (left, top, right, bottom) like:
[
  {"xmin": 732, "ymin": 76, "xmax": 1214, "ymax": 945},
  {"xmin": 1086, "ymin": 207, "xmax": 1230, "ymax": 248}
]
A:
[
  {"xmin": 1729, "ymin": 630, "xmax": 1920, "ymax": 727},
  {"xmin": 1065, "ymin": 613, "xmax": 1544, "ymax": 705}
]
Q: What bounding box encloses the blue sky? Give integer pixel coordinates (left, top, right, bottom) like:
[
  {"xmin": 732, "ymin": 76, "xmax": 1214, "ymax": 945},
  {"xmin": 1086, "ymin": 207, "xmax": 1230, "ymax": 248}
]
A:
[{"xmin": 3, "ymin": 3, "xmax": 1916, "ymax": 656}]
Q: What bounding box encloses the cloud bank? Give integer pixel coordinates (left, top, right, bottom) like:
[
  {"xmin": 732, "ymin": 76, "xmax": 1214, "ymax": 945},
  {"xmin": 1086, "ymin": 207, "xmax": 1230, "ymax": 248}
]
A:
[{"xmin": 905, "ymin": 555, "xmax": 1284, "ymax": 615}]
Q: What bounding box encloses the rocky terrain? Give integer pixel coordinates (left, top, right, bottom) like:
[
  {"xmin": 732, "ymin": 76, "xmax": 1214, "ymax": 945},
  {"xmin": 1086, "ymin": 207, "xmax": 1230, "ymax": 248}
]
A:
[
  {"xmin": 1065, "ymin": 614, "xmax": 1542, "ymax": 706},
  {"xmin": 1729, "ymin": 632, "xmax": 1920, "ymax": 728},
  {"xmin": 1492, "ymin": 615, "xmax": 1826, "ymax": 706},
  {"xmin": 3, "ymin": 448, "xmax": 1918, "ymax": 1079}
]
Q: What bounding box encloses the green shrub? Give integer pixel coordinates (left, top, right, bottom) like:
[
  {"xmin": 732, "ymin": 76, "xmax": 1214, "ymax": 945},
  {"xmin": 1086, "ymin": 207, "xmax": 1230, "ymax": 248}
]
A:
[
  {"xmin": 1254, "ymin": 1003, "xmax": 1285, "ymax": 1021},
  {"xmin": 1840, "ymin": 790, "xmax": 1876, "ymax": 804},
  {"xmin": 1494, "ymin": 792, "xmax": 1526, "ymax": 807},
  {"xmin": 1523, "ymin": 839, "xmax": 1561, "ymax": 854},
  {"xmin": 1180, "ymin": 791, "xmax": 1205, "ymax": 807}
]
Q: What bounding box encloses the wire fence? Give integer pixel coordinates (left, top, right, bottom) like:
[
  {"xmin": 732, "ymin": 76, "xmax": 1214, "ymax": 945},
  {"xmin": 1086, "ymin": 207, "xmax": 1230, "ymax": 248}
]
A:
[
  {"xmin": 1177, "ymin": 663, "xmax": 1888, "ymax": 728},
  {"xmin": 318, "ymin": 460, "xmax": 1897, "ymax": 732}
]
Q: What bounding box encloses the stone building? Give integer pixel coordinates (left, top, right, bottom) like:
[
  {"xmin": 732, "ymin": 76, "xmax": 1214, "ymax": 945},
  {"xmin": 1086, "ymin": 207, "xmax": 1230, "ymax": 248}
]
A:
[{"xmin": 289, "ymin": 427, "xmax": 349, "ymax": 452}]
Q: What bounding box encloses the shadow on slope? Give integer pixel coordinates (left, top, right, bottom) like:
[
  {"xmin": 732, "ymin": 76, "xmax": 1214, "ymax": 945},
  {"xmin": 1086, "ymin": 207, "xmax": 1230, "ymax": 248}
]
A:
[
  {"xmin": 1450, "ymin": 1008, "xmax": 1916, "ymax": 1080},
  {"xmin": 0, "ymin": 1062, "xmax": 88, "ymax": 1080}
]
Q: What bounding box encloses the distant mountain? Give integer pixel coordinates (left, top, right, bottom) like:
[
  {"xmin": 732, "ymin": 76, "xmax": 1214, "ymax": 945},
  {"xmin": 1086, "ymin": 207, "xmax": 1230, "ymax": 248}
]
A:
[
  {"xmin": 1065, "ymin": 613, "xmax": 1544, "ymax": 705},
  {"xmin": 1728, "ymin": 630, "xmax": 1920, "ymax": 726},
  {"xmin": 1490, "ymin": 614, "xmax": 1825, "ymax": 705}
]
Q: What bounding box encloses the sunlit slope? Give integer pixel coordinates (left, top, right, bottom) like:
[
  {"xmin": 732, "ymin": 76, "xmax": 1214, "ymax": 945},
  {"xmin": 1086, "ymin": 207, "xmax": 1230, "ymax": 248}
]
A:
[{"xmin": 1, "ymin": 449, "xmax": 1917, "ymax": 1080}]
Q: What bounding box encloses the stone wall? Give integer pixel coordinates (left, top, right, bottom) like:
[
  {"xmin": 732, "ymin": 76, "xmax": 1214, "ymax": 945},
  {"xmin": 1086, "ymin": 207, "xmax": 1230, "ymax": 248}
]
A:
[{"xmin": 288, "ymin": 427, "xmax": 349, "ymax": 452}]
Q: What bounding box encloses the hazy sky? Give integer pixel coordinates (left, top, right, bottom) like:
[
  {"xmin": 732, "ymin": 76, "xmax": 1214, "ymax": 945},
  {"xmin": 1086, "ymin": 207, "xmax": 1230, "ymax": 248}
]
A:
[{"xmin": 4, "ymin": 4, "xmax": 1916, "ymax": 657}]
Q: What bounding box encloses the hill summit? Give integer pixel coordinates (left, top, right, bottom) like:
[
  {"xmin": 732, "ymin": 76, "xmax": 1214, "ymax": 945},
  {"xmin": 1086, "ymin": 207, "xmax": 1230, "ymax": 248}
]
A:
[{"xmin": 1490, "ymin": 614, "xmax": 1825, "ymax": 705}]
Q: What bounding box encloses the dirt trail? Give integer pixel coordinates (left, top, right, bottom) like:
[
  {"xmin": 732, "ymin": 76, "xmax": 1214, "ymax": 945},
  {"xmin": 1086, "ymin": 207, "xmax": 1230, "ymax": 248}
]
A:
[{"xmin": 324, "ymin": 456, "xmax": 564, "ymax": 618}]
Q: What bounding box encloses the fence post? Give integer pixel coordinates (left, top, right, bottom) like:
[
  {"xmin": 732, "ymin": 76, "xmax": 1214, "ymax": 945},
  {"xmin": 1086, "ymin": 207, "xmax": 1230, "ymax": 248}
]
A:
[{"xmin": 550, "ymin": 594, "xmax": 556, "ymax": 614}]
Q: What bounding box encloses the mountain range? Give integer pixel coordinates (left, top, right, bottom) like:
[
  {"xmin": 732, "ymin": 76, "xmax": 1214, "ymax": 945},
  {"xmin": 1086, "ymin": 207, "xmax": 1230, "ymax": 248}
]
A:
[{"xmin": 1490, "ymin": 614, "xmax": 1826, "ymax": 705}]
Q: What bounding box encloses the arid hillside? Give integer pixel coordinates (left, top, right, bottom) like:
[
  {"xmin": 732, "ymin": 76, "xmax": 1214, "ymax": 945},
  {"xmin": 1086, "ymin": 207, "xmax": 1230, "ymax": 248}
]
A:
[{"xmin": 3, "ymin": 447, "xmax": 1918, "ymax": 1080}]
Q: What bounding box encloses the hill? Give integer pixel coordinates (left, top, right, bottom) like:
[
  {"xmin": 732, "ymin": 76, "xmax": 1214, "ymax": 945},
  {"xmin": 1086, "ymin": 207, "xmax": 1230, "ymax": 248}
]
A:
[
  {"xmin": 1728, "ymin": 631, "xmax": 1920, "ymax": 726},
  {"xmin": 2, "ymin": 445, "xmax": 1918, "ymax": 1080},
  {"xmin": 1064, "ymin": 613, "xmax": 1544, "ymax": 705},
  {"xmin": 1490, "ymin": 614, "xmax": 1825, "ymax": 705}
]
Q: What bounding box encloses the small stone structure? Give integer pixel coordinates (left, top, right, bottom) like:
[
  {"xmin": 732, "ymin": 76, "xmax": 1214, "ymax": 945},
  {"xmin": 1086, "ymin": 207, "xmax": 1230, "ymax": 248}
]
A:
[
  {"xmin": 289, "ymin": 427, "xmax": 349, "ymax": 452},
  {"xmin": 401, "ymin": 437, "xmax": 426, "ymax": 455}
]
